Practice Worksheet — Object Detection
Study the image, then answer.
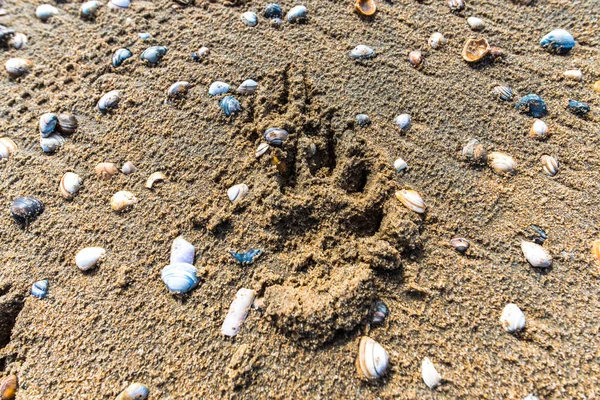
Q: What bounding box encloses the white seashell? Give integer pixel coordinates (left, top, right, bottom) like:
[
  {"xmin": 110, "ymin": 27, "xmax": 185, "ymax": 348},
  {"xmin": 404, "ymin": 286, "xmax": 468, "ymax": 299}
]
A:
[
  {"xmin": 395, "ymin": 189, "xmax": 425, "ymax": 214},
  {"xmin": 356, "ymin": 336, "xmax": 389, "ymax": 380},
  {"xmin": 237, "ymin": 79, "xmax": 258, "ymax": 95},
  {"xmin": 563, "ymin": 69, "xmax": 582, "ymax": 82},
  {"xmin": 80, "ymin": 1, "xmax": 100, "ymax": 18},
  {"xmin": 95, "ymin": 162, "xmax": 118, "ymax": 179},
  {"xmin": 9, "ymin": 33, "xmax": 27, "ymax": 49},
  {"xmin": 394, "ymin": 158, "xmax": 407, "ymax": 173},
  {"xmin": 36, "ymin": 4, "xmax": 59, "ymax": 20},
  {"xmin": 529, "ymin": 119, "xmax": 548, "ymax": 140},
  {"xmin": 39, "ymin": 133, "xmax": 66, "ymax": 153},
  {"xmin": 170, "ymin": 236, "xmax": 195, "ymax": 265},
  {"xmin": 5, "ymin": 57, "xmax": 33, "ymax": 78},
  {"xmin": 110, "ymin": 191, "xmax": 138, "ymax": 212},
  {"xmin": 488, "ymin": 151, "xmax": 515, "ymax": 175},
  {"xmin": 524, "ymin": 395, "xmax": 540, "ymax": 400},
  {"xmin": 421, "ymin": 357, "xmax": 442, "ymax": 389},
  {"xmin": 97, "ymin": 90, "xmax": 122, "ymax": 111},
  {"xmin": 221, "ymin": 288, "xmax": 256, "ymax": 337},
  {"xmin": 500, "ymin": 303, "xmax": 526, "ymax": 333},
  {"xmin": 161, "ymin": 263, "xmax": 198, "ymax": 294},
  {"xmin": 121, "ymin": 161, "xmax": 136, "ymax": 175},
  {"xmin": 145, "ymin": 171, "xmax": 166, "ymax": 189},
  {"xmin": 208, "ymin": 81, "xmax": 230, "ymax": 96},
  {"xmin": 540, "ymin": 155, "xmax": 558, "ymax": 177},
  {"xmin": 75, "ymin": 247, "xmax": 106, "ymax": 271},
  {"xmin": 521, "ymin": 240, "xmax": 552, "ymax": 268},
  {"xmin": 256, "ymin": 142, "xmax": 270, "ymax": 158},
  {"xmin": 0, "ymin": 137, "xmax": 17, "ymax": 160},
  {"xmin": 109, "ymin": 0, "xmax": 130, "ymax": 9},
  {"xmin": 428, "ymin": 32, "xmax": 446, "ymax": 49},
  {"xmin": 393, "ymin": 114, "xmax": 411, "ymax": 131},
  {"xmin": 467, "ymin": 16, "xmax": 485, "ymax": 31},
  {"xmin": 116, "ymin": 383, "xmax": 149, "ymax": 400},
  {"xmin": 59, "ymin": 172, "xmax": 83, "ymax": 199},
  {"xmin": 227, "ymin": 183, "xmax": 249, "ymax": 203},
  {"xmin": 241, "ymin": 11, "xmax": 258, "ymax": 27}
]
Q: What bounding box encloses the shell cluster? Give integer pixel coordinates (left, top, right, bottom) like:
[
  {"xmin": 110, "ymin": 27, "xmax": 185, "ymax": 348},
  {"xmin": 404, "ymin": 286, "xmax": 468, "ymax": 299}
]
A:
[
  {"xmin": 240, "ymin": 4, "xmax": 307, "ymax": 26},
  {"xmin": 161, "ymin": 237, "xmax": 199, "ymax": 294},
  {"xmin": 356, "ymin": 336, "xmax": 389, "ymax": 380}
]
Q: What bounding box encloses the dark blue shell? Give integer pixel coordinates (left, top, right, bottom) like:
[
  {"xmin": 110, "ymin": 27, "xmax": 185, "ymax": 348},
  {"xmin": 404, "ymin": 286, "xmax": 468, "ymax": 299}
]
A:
[
  {"xmin": 219, "ymin": 96, "xmax": 242, "ymax": 117},
  {"xmin": 10, "ymin": 196, "xmax": 44, "ymax": 225},
  {"xmin": 540, "ymin": 29, "xmax": 575, "ymax": 54},
  {"xmin": 568, "ymin": 100, "xmax": 590, "ymax": 116},
  {"xmin": 140, "ymin": 46, "xmax": 167, "ymax": 65},
  {"xmin": 264, "ymin": 4, "xmax": 282, "ymax": 18},
  {"xmin": 514, "ymin": 94, "xmax": 547, "ymax": 118},
  {"xmin": 112, "ymin": 48, "xmax": 132, "ymax": 68},
  {"xmin": 229, "ymin": 249, "xmax": 262, "ymax": 265}
]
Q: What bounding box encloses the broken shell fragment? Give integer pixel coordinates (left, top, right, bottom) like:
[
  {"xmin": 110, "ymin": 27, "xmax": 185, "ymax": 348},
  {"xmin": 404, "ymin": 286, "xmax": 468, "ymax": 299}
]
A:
[
  {"xmin": 110, "ymin": 191, "xmax": 138, "ymax": 212},
  {"xmin": 31, "ymin": 279, "xmax": 49, "ymax": 299},
  {"xmin": 462, "ymin": 138, "xmax": 487, "ymax": 164},
  {"xmin": 515, "ymin": 94, "xmax": 547, "ymax": 118},
  {"xmin": 356, "ymin": 336, "xmax": 389, "ymax": 380},
  {"xmin": 221, "ymin": 288, "xmax": 256, "ymax": 337},
  {"xmin": 227, "ymin": 183, "xmax": 249, "ymax": 203},
  {"xmin": 446, "ymin": 0, "xmax": 465, "ymax": 12},
  {"xmin": 0, "ymin": 137, "xmax": 17, "ymax": 160},
  {"xmin": 256, "ymin": 142, "xmax": 270, "ymax": 158},
  {"xmin": 491, "ymin": 85, "xmax": 513, "ymax": 101},
  {"xmin": 36, "ymin": 4, "xmax": 59, "ymax": 20},
  {"xmin": 264, "ymin": 128, "xmax": 289, "ymax": 146},
  {"xmin": 428, "ymin": 32, "xmax": 446, "ymax": 49},
  {"xmin": 5, "ymin": 57, "xmax": 33, "ymax": 78},
  {"xmin": 10, "ymin": 197, "xmax": 44, "ymax": 225},
  {"xmin": 0, "ymin": 375, "xmax": 17, "ymax": 400},
  {"xmin": 161, "ymin": 263, "xmax": 199, "ymax": 294},
  {"xmin": 521, "ymin": 240, "xmax": 552, "ymax": 268},
  {"xmin": 395, "ymin": 189, "xmax": 425, "ymax": 214},
  {"xmin": 75, "ymin": 247, "xmax": 106, "ymax": 271},
  {"xmin": 112, "ymin": 48, "xmax": 133, "ymax": 68},
  {"xmin": 116, "ymin": 383, "xmax": 149, "ymax": 400},
  {"xmin": 488, "ymin": 152, "xmax": 515, "ymax": 175},
  {"xmin": 450, "ymin": 237, "xmax": 469, "ymax": 253},
  {"xmin": 237, "ymin": 79, "xmax": 258, "ymax": 95},
  {"xmin": 467, "ymin": 16, "xmax": 485, "ymax": 31},
  {"xmin": 56, "ymin": 114, "xmax": 78, "ymax": 135},
  {"xmin": 563, "ymin": 69, "xmax": 582, "ymax": 82},
  {"xmin": 568, "ymin": 99, "xmax": 590, "ymax": 116},
  {"xmin": 500, "ymin": 303, "xmax": 526, "ymax": 333},
  {"xmin": 394, "ymin": 158, "xmax": 407, "ymax": 172},
  {"xmin": 145, "ymin": 172, "xmax": 166, "ymax": 189},
  {"xmin": 540, "ymin": 155, "xmax": 558, "ymax": 177},
  {"xmin": 95, "ymin": 162, "xmax": 118, "ymax": 179},
  {"xmin": 97, "ymin": 90, "xmax": 122, "ymax": 111},
  {"xmin": 219, "ymin": 96, "xmax": 242, "ymax": 117},
  {"xmin": 229, "ymin": 249, "xmax": 262, "ymax": 265},
  {"xmin": 39, "ymin": 113, "xmax": 58, "ymax": 137},
  {"xmin": 350, "ymin": 45, "xmax": 375, "ymax": 59},
  {"xmin": 371, "ymin": 301, "xmax": 389, "ymax": 325},
  {"xmin": 59, "ymin": 172, "xmax": 83, "ymax": 199},
  {"xmin": 170, "ymin": 236, "xmax": 195, "ymax": 265},
  {"xmin": 121, "ymin": 161, "xmax": 136, "ymax": 175},
  {"xmin": 529, "ymin": 119, "xmax": 548, "ymax": 140},
  {"xmin": 40, "ymin": 134, "xmax": 66, "ymax": 153},
  {"xmin": 462, "ymin": 38, "xmax": 490, "ymax": 62},
  {"xmin": 408, "ymin": 50, "xmax": 423, "ymax": 68},
  {"xmin": 354, "ymin": 0, "xmax": 375, "ymax": 16},
  {"xmin": 422, "ymin": 357, "xmax": 442, "ymax": 389}
]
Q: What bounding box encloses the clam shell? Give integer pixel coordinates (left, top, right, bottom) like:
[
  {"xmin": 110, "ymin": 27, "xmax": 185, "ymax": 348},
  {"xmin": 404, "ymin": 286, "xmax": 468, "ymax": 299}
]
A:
[
  {"xmin": 170, "ymin": 236, "xmax": 195, "ymax": 265},
  {"xmin": 109, "ymin": 0, "xmax": 131, "ymax": 9},
  {"xmin": 227, "ymin": 183, "xmax": 249, "ymax": 202},
  {"xmin": 564, "ymin": 69, "xmax": 582, "ymax": 82},
  {"xmin": 241, "ymin": 11, "xmax": 258, "ymax": 27},
  {"xmin": 286, "ymin": 5, "xmax": 308, "ymax": 23},
  {"xmin": 221, "ymin": 288, "xmax": 256, "ymax": 337},
  {"xmin": 515, "ymin": 94, "xmax": 547, "ymax": 118},
  {"xmin": 462, "ymin": 138, "xmax": 487, "ymax": 164},
  {"xmin": 371, "ymin": 301, "xmax": 389, "ymax": 325},
  {"xmin": 568, "ymin": 99, "xmax": 590, "ymax": 116},
  {"xmin": 5, "ymin": 57, "xmax": 33, "ymax": 78},
  {"xmin": 97, "ymin": 90, "xmax": 122, "ymax": 111},
  {"xmin": 31, "ymin": 279, "xmax": 49, "ymax": 299},
  {"xmin": 263, "ymin": 4, "xmax": 282, "ymax": 18},
  {"xmin": 408, "ymin": 50, "xmax": 423, "ymax": 68},
  {"xmin": 356, "ymin": 336, "xmax": 389, "ymax": 380},
  {"xmin": 36, "ymin": 4, "xmax": 59, "ymax": 20},
  {"xmin": 540, "ymin": 29, "xmax": 575, "ymax": 54},
  {"xmin": 95, "ymin": 162, "xmax": 118, "ymax": 179},
  {"xmin": 355, "ymin": 114, "xmax": 371, "ymax": 127},
  {"xmin": 446, "ymin": 0, "xmax": 465, "ymax": 12},
  {"xmin": 467, "ymin": 16, "xmax": 484, "ymax": 31},
  {"xmin": 422, "ymin": 357, "xmax": 442, "ymax": 389},
  {"xmin": 110, "ymin": 191, "xmax": 138, "ymax": 212},
  {"xmin": 80, "ymin": 1, "xmax": 100, "ymax": 18},
  {"xmin": 237, "ymin": 79, "xmax": 258, "ymax": 95},
  {"xmin": 40, "ymin": 133, "xmax": 66, "ymax": 153},
  {"xmin": 349, "ymin": 45, "xmax": 375, "ymax": 59},
  {"xmin": 219, "ymin": 96, "xmax": 242, "ymax": 117},
  {"xmin": 121, "ymin": 161, "xmax": 136, "ymax": 175},
  {"xmin": 540, "ymin": 155, "xmax": 558, "ymax": 177},
  {"xmin": 0, "ymin": 375, "xmax": 17, "ymax": 400},
  {"xmin": 500, "ymin": 303, "xmax": 526, "ymax": 333},
  {"xmin": 487, "ymin": 151, "xmax": 515, "ymax": 175},
  {"xmin": 161, "ymin": 262, "xmax": 198, "ymax": 294},
  {"xmin": 450, "ymin": 237, "xmax": 469, "ymax": 253},
  {"xmin": 208, "ymin": 81, "xmax": 230, "ymax": 96},
  {"xmin": 394, "ymin": 158, "xmax": 407, "ymax": 172},
  {"xmin": 592, "ymin": 239, "xmax": 600, "ymax": 265},
  {"xmin": 264, "ymin": 128, "xmax": 289, "ymax": 146},
  {"xmin": 0, "ymin": 137, "xmax": 17, "ymax": 160},
  {"xmin": 9, "ymin": 33, "xmax": 27, "ymax": 49},
  {"xmin": 116, "ymin": 383, "xmax": 149, "ymax": 400},
  {"xmin": 256, "ymin": 142, "xmax": 270, "ymax": 158},
  {"xmin": 10, "ymin": 196, "xmax": 44, "ymax": 225},
  {"xmin": 112, "ymin": 48, "xmax": 133, "ymax": 68},
  {"xmin": 521, "ymin": 240, "xmax": 552, "ymax": 268},
  {"xmin": 39, "ymin": 113, "xmax": 58, "ymax": 137},
  {"xmin": 354, "ymin": 0, "xmax": 375, "ymax": 16},
  {"xmin": 167, "ymin": 81, "xmax": 191, "ymax": 98},
  {"xmin": 491, "ymin": 85, "xmax": 513, "ymax": 101},
  {"xmin": 428, "ymin": 32, "xmax": 446, "ymax": 49},
  {"xmin": 393, "ymin": 114, "xmax": 411, "ymax": 131},
  {"xmin": 56, "ymin": 114, "xmax": 78, "ymax": 135},
  {"xmin": 75, "ymin": 247, "xmax": 106, "ymax": 271},
  {"xmin": 395, "ymin": 189, "xmax": 425, "ymax": 214},
  {"xmin": 462, "ymin": 38, "xmax": 490, "ymax": 62},
  {"xmin": 140, "ymin": 46, "xmax": 168, "ymax": 65},
  {"xmin": 59, "ymin": 172, "xmax": 83, "ymax": 199},
  {"xmin": 145, "ymin": 171, "xmax": 166, "ymax": 189},
  {"xmin": 529, "ymin": 119, "xmax": 548, "ymax": 140}
]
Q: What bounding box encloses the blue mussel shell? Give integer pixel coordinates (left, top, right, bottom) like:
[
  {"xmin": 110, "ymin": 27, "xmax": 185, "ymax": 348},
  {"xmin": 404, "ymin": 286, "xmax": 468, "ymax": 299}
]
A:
[
  {"xmin": 219, "ymin": 96, "xmax": 242, "ymax": 117},
  {"xmin": 515, "ymin": 94, "xmax": 547, "ymax": 118},
  {"xmin": 540, "ymin": 29, "xmax": 575, "ymax": 54}
]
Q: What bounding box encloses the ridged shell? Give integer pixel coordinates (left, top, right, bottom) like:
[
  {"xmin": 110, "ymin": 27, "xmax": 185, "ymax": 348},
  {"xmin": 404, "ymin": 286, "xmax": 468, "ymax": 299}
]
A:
[
  {"xmin": 446, "ymin": 0, "xmax": 465, "ymax": 12},
  {"xmin": 592, "ymin": 240, "xmax": 600, "ymax": 265},
  {"xmin": 500, "ymin": 303, "xmax": 526, "ymax": 333},
  {"xmin": 36, "ymin": 4, "xmax": 59, "ymax": 20},
  {"xmin": 286, "ymin": 5, "xmax": 308, "ymax": 23},
  {"xmin": 408, "ymin": 50, "xmax": 423, "ymax": 68},
  {"xmin": 167, "ymin": 81, "xmax": 191, "ymax": 98},
  {"xmin": 10, "ymin": 196, "xmax": 44, "ymax": 225},
  {"xmin": 568, "ymin": 99, "xmax": 590, "ymax": 116},
  {"xmin": 31, "ymin": 279, "xmax": 49, "ymax": 299},
  {"xmin": 462, "ymin": 138, "xmax": 487, "ymax": 164},
  {"xmin": 221, "ymin": 288, "xmax": 256, "ymax": 337},
  {"xmin": 393, "ymin": 114, "xmax": 411, "ymax": 131},
  {"xmin": 75, "ymin": 247, "xmax": 106, "ymax": 271},
  {"xmin": 227, "ymin": 183, "xmax": 249, "ymax": 202},
  {"xmin": 529, "ymin": 119, "xmax": 548, "ymax": 139},
  {"xmin": 219, "ymin": 96, "xmax": 242, "ymax": 117},
  {"xmin": 450, "ymin": 237, "xmax": 469, "ymax": 253},
  {"xmin": 145, "ymin": 171, "xmax": 166, "ymax": 189},
  {"xmin": 39, "ymin": 113, "xmax": 58, "ymax": 137},
  {"xmin": 467, "ymin": 16, "xmax": 484, "ymax": 31},
  {"xmin": 264, "ymin": 128, "xmax": 289, "ymax": 146},
  {"xmin": 95, "ymin": 162, "xmax": 118, "ymax": 179},
  {"xmin": 540, "ymin": 155, "xmax": 558, "ymax": 177},
  {"xmin": 208, "ymin": 81, "xmax": 230, "ymax": 96},
  {"xmin": 0, "ymin": 375, "xmax": 17, "ymax": 400},
  {"xmin": 394, "ymin": 158, "xmax": 407, "ymax": 172},
  {"xmin": 9, "ymin": 33, "xmax": 27, "ymax": 49},
  {"xmin": 115, "ymin": 383, "xmax": 149, "ymax": 400},
  {"xmin": 355, "ymin": 114, "xmax": 371, "ymax": 127},
  {"xmin": 488, "ymin": 151, "xmax": 515, "ymax": 175},
  {"xmin": 161, "ymin": 262, "xmax": 199, "ymax": 294},
  {"xmin": 356, "ymin": 336, "xmax": 389, "ymax": 380},
  {"xmin": 263, "ymin": 4, "xmax": 282, "ymax": 18},
  {"xmin": 422, "ymin": 358, "xmax": 442, "ymax": 389},
  {"xmin": 515, "ymin": 94, "xmax": 547, "ymax": 118},
  {"xmin": 241, "ymin": 11, "xmax": 258, "ymax": 27},
  {"xmin": 59, "ymin": 172, "xmax": 83, "ymax": 199},
  {"xmin": 540, "ymin": 29, "xmax": 575, "ymax": 54},
  {"xmin": 491, "ymin": 85, "xmax": 513, "ymax": 101},
  {"xmin": 170, "ymin": 236, "xmax": 195, "ymax": 265},
  {"xmin": 5, "ymin": 57, "xmax": 33, "ymax": 78},
  {"xmin": 256, "ymin": 142, "xmax": 270, "ymax": 158},
  {"xmin": 110, "ymin": 191, "xmax": 138, "ymax": 212},
  {"xmin": 428, "ymin": 32, "xmax": 446, "ymax": 49},
  {"xmin": 462, "ymin": 38, "xmax": 490, "ymax": 62},
  {"xmin": 349, "ymin": 45, "xmax": 374, "ymax": 59},
  {"xmin": 371, "ymin": 301, "xmax": 389, "ymax": 325},
  {"xmin": 140, "ymin": 46, "xmax": 168, "ymax": 65},
  {"xmin": 563, "ymin": 69, "xmax": 582, "ymax": 82},
  {"xmin": 97, "ymin": 90, "xmax": 122, "ymax": 111},
  {"xmin": 80, "ymin": 1, "xmax": 100, "ymax": 18},
  {"xmin": 56, "ymin": 114, "xmax": 78, "ymax": 135},
  {"xmin": 237, "ymin": 79, "xmax": 258, "ymax": 95},
  {"xmin": 395, "ymin": 189, "xmax": 425, "ymax": 214},
  {"xmin": 121, "ymin": 161, "xmax": 136, "ymax": 175},
  {"xmin": 521, "ymin": 240, "xmax": 552, "ymax": 268},
  {"xmin": 40, "ymin": 133, "xmax": 66, "ymax": 153},
  {"xmin": 109, "ymin": 0, "xmax": 130, "ymax": 9},
  {"xmin": 354, "ymin": 0, "xmax": 375, "ymax": 16},
  {"xmin": 112, "ymin": 48, "xmax": 133, "ymax": 68},
  {"xmin": 0, "ymin": 137, "xmax": 17, "ymax": 160}
]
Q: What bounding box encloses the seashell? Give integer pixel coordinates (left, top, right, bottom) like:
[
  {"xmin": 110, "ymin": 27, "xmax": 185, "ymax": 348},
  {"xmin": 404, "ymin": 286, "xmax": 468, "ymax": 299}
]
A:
[
  {"xmin": 75, "ymin": 247, "xmax": 106, "ymax": 271},
  {"xmin": 55, "ymin": 114, "xmax": 78, "ymax": 135},
  {"xmin": 592, "ymin": 239, "xmax": 600, "ymax": 265},
  {"xmin": 170, "ymin": 236, "xmax": 195, "ymax": 265},
  {"xmin": 521, "ymin": 240, "xmax": 552, "ymax": 268},
  {"xmin": 208, "ymin": 81, "xmax": 230, "ymax": 96},
  {"xmin": 422, "ymin": 357, "xmax": 442, "ymax": 389},
  {"xmin": 80, "ymin": 1, "xmax": 100, "ymax": 18},
  {"xmin": 568, "ymin": 99, "xmax": 590, "ymax": 116},
  {"xmin": 10, "ymin": 197, "xmax": 44, "ymax": 225},
  {"xmin": 467, "ymin": 16, "xmax": 485, "ymax": 31},
  {"xmin": 394, "ymin": 158, "xmax": 407, "ymax": 173},
  {"xmin": 355, "ymin": 114, "xmax": 371, "ymax": 127},
  {"xmin": 9, "ymin": 33, "xmax": 27, "ymax": 49},
  {"xmin": 529, "ymin": 119, "xmax": 548, "ymax": 140},
  {"xmin": 450, "ymin": 237, "xmax": 469, "ymax": 253},
  {"xmin": 563, "ymin": 69, "xmax": 582, "ymax": 82},
  {"xmin": 356, "ymin": 336, "xmax": 389, "ymax": 380},
  {"xmin": 540, "ymin": 29, "xmax": 575, "ymax": 54},
  {"xmin": 227, "ymin": 183, "xmax": 249, "ymax": 203},
  {"xmin": 0, "ymin": 375, "xmax": 17, "ymax": 400},
  {"xmin": 95, "ymin": 162, "xmax": 119, "ymax": 179},
  {"xmin": 462, "ymin": 138, "xmax": 487, "ymax": 164},
  {"xmin": 109, "ymin": 0, "xmax": 130, "ymax": 9},
  {"xmin": 5, "ymin": 57, "xmax": 33, "ymax": 78},
  {"xmin": 540, "ymin": 155, "xmax": 558, "ymax": 177},
  {"xmin": 112, "ymin": 48, "xmax": 133, "ymax": 68},
  {"xmin": 0, "ymin": 137, "xmax": 17, "ymax": 160},
  {"xmin": 446, "ymin": 0, "xmax": 465, "ymax": 12},
  {"xmin": 241, "ymin": 11, "xmax": 258, "ymax": 27},
  {"xmin": 524, "ymin": 224, "xmax": 547, "ymax": 245},
  {"xmin": 138, "ymin": 32, "xmax": 151, "ymax": 40},
  {"xmin": 487, "ymin": 151, "xmax": 515, "ymax": 175},
  {"xmin": 121, "ymin": 161, "xmax": 136, "ymax": 175},
  {"xmin": 286, "ymin": 5, "xmax": 308, "ymax": 23},
  {"xmin": 191, "ymin": 46, "xmax": 209, "ymax": 61},
  {"xmin": 0, "ymin": 25, "xmax": 15, "ymax": 46},
  {"xmin": 594, "ymin": 80, "xmax": 600, "ymax": 94},
  {"xmin": 500, "ymin": 303, "xmax": 526, "ymax": 333},
  {"xmin": 395, "ymin": 189, "xmax": 425, "ymax": 214},
  {"xmin": 306, "ymin": 143, "xmax": 317, "ymax": 157},
  {"xmin": 237, "ymin": 79, "xmax": 258, "ymax": 95},
  {"xmin": 393, "ymin": 114, "xmax": 411, "ymax": 131},
  {"xmin": 167, "ymin": 81, "xmax": 191, "ymax": 99},
  {"xmin": 97, "ymin": 90, "xmax": 122, "ymax": 111},
  {"xmin": 145, "ymin": 171, "xmax": 166, "ymax": 189},
  {"xmin": 515, "ymin": 94, "xmax": 547, "ymax": 118},
  {"xmin": 39, "ymin": 113, "xmax": 58, "ymax": 138},
  {"xmin": 408, "ymin": 50, "xmax": 423, "ymax": 68},
  {"xmin": 428, "ymin": 32, "xmax": 446, "ymax": 49},
  {"xmin": 524, "ymin": 395, "xmax": 540, "ymax": 400},
  {"xmin": 263, "ymin": 4, "xmax": 282, "ymax": 18},
  {"xmin": 31, "ymin": 279, "xmax": 49, "ymax": 299},
  {"xmin": 229, "ymin": 249, "xmax": 262, "ymax": 265},
  {"xmin": 116, "ymin": 383, "xmax": 149, "ymax": 400},
  {"xmin": 219, "ymin": 96, "xmax": 242, "ymax": 117},
  {"xmin": 354, "ymin": 0, "xmax": 375, "ymax": 16},
  {"xmin": 264, "ymin": 128, "xmax": 289, "ymax": 146},
  {"xmin": 161, "ymin": 262, "xmax": 198, "ymax": 294},
  {"xmin": 140, "ymin": 46, "xmax": 168, "ymax": 65},
  {"xmin": 371, "ymin": 301, "xmax": 389, "ymax": 325},
  {"xmin": 221, "ymin": 288, "xmax": 256, "ymax": 337},
  {"xmin": 349, "ymin": 45, "xmax": 375, "ymax": 59},
  {"xmin": 40, "ymin": 133, "xmax": 66, "ymax": 153},
  {"xmin": 111, "ymin": 191, "xmax": 138, "ymax": 212},
  {"xmin": 462, "ymin": 37, "xmax": 490, "ymax": 62},
  {"xmin": 256, "ymin": 142, "xmax": 270, "ymax": 158},
  {"xmin": 59, "ymin": 172, "xmax": 83, "ymax": 199},
  {"xmin": 36, "ymin": 4, "xmax": 59, "ymax": 20},
  {"xmin": 491, "ymin": 85, "xmax": 513, "ymax": 101},
  {"xmin": 270, "ymin": 18, "xmax": 283, "ymax": 28}
]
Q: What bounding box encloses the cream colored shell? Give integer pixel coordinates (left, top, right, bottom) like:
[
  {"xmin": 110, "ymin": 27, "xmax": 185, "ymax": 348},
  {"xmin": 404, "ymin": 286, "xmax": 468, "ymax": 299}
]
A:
[
  {"xmin": 110, "ymin": 191, "xmax": 138, "ymax": 212},
  {"xmin": 395, "ymin": 189, "xmax": 425, "ymax": 214},
  {"xmin": 59, "ymin": 172, "xmax": 83, "ymax": 199},
  {"xmin": 488, "ymin": 152, "xmax": 515, "ymax": 175}
]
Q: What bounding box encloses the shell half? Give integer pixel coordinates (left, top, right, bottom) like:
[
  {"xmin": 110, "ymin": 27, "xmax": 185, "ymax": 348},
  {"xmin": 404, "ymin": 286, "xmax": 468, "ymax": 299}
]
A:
[{"xmin": 395, "ymin": 189, "xmax": 425, "ymax": 214}]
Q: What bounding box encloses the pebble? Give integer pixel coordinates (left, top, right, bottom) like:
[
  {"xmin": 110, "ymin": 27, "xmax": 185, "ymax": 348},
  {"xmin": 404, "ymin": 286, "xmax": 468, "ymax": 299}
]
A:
[{"xmin": 75, "ymin": 247, "xmax": 106, "ymax": 271}]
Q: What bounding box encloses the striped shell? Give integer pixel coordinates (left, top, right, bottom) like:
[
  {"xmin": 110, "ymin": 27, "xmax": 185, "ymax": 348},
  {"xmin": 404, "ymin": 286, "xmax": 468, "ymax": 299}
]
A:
[
  {"xmin": 10, "ymin": 196, "xmax": 44, "ymax": 225},
  {"xmin": 540, "ymin": 155, "xmax": 558, "ymax": 177},
  {"xmin": 31, "ymin": 279, "xmax": 49, "ymax": 299},
  {"xmin": 0, "ymin": 137, "xmax": 17, "ymax": 160},
  {"xmin": 264, "ymin": 128, "xmax": 289, "ymax": 146},
  {"xmin": 395, "ymin": 189, "xmax": 425, "ymax": 213},
  {"xmin": 56, "ymin": 114, "xmax": 78, "ymax": 135},
  {"xmin": 491, "ymin": 85, "xmax": 513, "ymax": 101},
  {"xmin": 219, "ymin": 96, "xmax": 242, "ymax": 117},
  {"xmin": 97, "ymin": 90, "xmax": 122, "ymax": 111},
  {"xmin": 356, "ymin": 336, "xmax": 389, "ymax": 380},
  {"xmin": 59, "ymin": 172, "xmax": 83, "ymax": 199},
  {"xmin": 237, "ymin": 79, "xmax": 258, "ymax": 95},
  {"xmin": 161, "ymin": 263, "xmax": 199, "ymax": 294},
  {"xmin": 488, "ymin": 152, "xmax": 515, "ymax": 175},
  {"xmin": 112, "ymin": 48, "xmax": 133, "ymax": 68}
]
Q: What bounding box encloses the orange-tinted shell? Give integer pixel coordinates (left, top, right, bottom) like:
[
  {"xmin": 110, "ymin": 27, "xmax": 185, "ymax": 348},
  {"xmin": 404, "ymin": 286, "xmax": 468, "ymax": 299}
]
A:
[
  {"xmin": 0, "ymin": 375, "xmax": 17, "ymax": 400},
  {"xmin": 94, "ymin": 162, "xmax": 118, "ymax": 180},
  {"xmin": 592, "ymin": 240, "xmax": 600, "ymax": 264},
  {"xmin": 354, "ymin": 0, "xmax": 376, "ymax": 16},
  {"xmin": 462, "ymin": 38, "xmax": 490, "ymax": 62},
  {"xmin": 593, "ymin": 80, "xmax": 600, "ymax": 94}
]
